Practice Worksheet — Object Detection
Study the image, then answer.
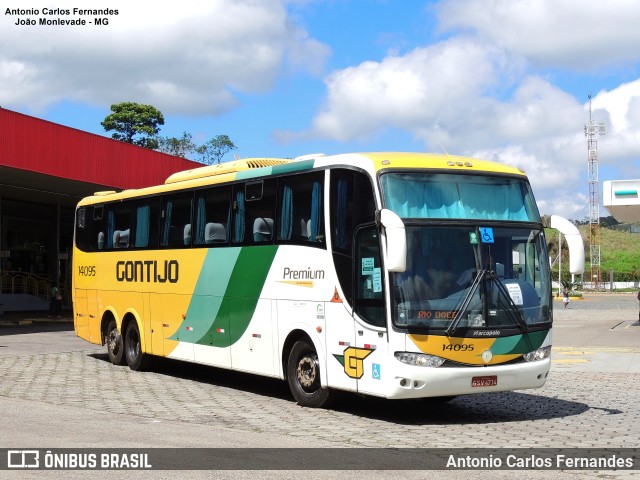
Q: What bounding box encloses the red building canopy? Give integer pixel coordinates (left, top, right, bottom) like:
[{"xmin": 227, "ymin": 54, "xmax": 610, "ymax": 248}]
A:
[{"xmin": 0, "ymin": 107, "xmax": 201, "ymax": 192}]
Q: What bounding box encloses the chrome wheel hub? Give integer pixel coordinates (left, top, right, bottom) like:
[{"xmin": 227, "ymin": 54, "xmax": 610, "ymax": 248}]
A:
[
  {"xmin": 296, "ymin": 356, "xmax": 318, "ymax": 388},
  {"xmin": 107, "ymin": 329, "xmax": 120, "ymax": 353}
]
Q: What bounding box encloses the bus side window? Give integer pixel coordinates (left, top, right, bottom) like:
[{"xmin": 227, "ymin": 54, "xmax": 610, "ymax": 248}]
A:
[
  {"xmin": 354, "ymin": 225, "xmax": 385, "ymax": 327},
  {"xmin": 232, "ymin": 187, "xmax": 246, "ymax": 243},
  {"xmin": 277, "ymin": 171, "xmax": 324, "ymax": 246},
  {"xmin": 194, "ymin": 186, "xmax": 231, "ymax": 246},
  {"xmin": 75, "ymin": 207, "xmax": 91, "ymax": 252},
  {"xmin": 92, "ymin": 205, "xmax": 106, "ymax": 251},
  {"xmin": 330, "ymin": 168, "xmax": 376, "ymax": 307},
  {"xmin": 107, "ymin": 203, "xmax": 133, "ymax": 249},
  {"xmin": 161, "ymin": 193, "xmax": 193, "ymax": 248},
  {"xmin": 133, "ymin": 200, "xmax": 160, "ymax": 248},
  {"xmin": 233, "ymin": 180, "xmax": 276, "ymax": 245}
]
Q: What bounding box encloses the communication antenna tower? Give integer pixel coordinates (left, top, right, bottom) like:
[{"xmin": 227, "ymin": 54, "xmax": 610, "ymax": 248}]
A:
[{"xmin": 584, "ymin": 95, "xmax": 606, "ymax": 289}]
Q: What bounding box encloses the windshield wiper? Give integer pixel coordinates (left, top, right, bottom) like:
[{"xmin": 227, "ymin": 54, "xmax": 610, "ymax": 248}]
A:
[
  {"xmin": 445, "ymin": 269, "xmax": 485, "ymax": 336},
  {"xmin": 486, "ymin": 270, "xmax": 529, "ymax": 334},
  {"xmin": 445, "ymin": 269, "xmax": 530, "ymax": 336}
]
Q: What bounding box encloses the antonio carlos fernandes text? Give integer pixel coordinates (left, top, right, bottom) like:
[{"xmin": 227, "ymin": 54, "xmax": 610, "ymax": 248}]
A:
[{"xmin": 5, "ymin": 8, "xmax": 119, "ymax": 16}]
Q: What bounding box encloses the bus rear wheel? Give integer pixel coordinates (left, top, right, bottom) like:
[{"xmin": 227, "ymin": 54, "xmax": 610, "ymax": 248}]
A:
[
  {"xmin": 124, "ymin": 321, "xmax": 148, "ymax": 371},
  {"xmin": 287, "ymin": 340, "xmax": 330, "ymax": 408},
  {"xmin": 106, "ymin": 319, "xmax": 126, "ymax": 366}
]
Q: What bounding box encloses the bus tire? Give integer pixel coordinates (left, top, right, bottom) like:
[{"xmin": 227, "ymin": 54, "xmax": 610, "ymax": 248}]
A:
[
  {"xmin": 287, "ymin": 340, "xmax": 330, "ymax": 408},
  {"xmin": 106, "ymin": 319, "xmax": 126, "ymax": 366},
  {"xmin": 124, "ymin": 321, "xmax": 147, "ymax": 371}
]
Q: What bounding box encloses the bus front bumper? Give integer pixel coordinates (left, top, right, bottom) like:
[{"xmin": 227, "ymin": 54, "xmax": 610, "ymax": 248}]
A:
[{"xmin": 382, "ymin": 358, "xmax": 551, "ymax": 399}]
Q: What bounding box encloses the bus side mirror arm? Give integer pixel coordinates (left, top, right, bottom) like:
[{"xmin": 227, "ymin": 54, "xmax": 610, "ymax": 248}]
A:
[{"xmin": 376, "ymin": 209, "xmax": 406, "ymax": 273}]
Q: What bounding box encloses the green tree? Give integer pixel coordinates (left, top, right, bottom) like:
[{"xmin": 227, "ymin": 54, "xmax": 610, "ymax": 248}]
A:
[
  {"xmin": 196, "ymin": 135, "xmax": 237, "ymax": 164},
  {"xmin": 101, "ymin": 102, "xmax": 165, "ymax": 149},
  {"xmin": 157, "ymin": 131, "xmax": 196, "ymax": 158}
]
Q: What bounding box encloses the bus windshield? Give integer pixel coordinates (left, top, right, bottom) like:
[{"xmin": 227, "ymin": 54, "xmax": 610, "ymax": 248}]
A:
[
  {"xmin": 390, "ymin": 225, "xmax": 551, "ymax": 331},
  {"xmin": 380, "ymin": 172, "xmax": 541, "ymax": 222}
]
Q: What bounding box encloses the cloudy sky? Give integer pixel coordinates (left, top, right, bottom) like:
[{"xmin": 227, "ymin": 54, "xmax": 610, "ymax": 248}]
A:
[{"xmin": 2, "ymin": 0, "xmax": 640, "ymax": 220}]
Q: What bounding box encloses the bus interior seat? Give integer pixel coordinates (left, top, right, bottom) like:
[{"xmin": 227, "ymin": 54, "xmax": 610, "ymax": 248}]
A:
[
  {"xmin": 306, "ymin": 219, "xmax": 313, "ymax": 241},
  {"xmin": 113, "ymin": 229, "xmax": 130, "ymax": 248},
  {"xmin": 253, "ymin": 217, "xmax": 274, "ymax": 242},
  {"xmin": 205, "ymin": 222, "xmax": 227, "ymax": 244},
  {"xmin": 97, "ymin": 231, "xmax": 105, "ymax": 250},
  {"xmin": 184, "ymin": 224, "xmax": 191, "ymax": 245},
  {"xmin": 298, "ymin": 218, "xmax": 311, "ymax": 241}
]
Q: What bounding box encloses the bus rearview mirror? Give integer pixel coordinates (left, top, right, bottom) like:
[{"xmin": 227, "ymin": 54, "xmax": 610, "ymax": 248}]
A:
[{"xmin": 376, "ymin": 209, "xmax": 406, "ymax": 273}]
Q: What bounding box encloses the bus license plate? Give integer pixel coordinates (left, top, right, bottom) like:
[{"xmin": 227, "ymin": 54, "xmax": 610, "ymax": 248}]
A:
[{"xmin": 471, "ymin": 375, "xmax": 497, "ymax": 387}]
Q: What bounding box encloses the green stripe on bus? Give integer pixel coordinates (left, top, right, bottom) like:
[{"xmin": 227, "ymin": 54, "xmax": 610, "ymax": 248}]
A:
[
  {"xmin": 236, "ymin": 167, "xmax": 273, "ymax": 181},
  {"xmin": 491, "ymin": 330, "xmax": 547, "ymax": 355},
  {"xmin": 195, "ymin": 248, "xmax": 242, "ymax": 297},
  {"xmin": 175, "ymin": 246, "xmax": 278, "ymax": 347},
  {"xmin": 271, "ymin": 159, "xmax": 315, "ymax": 175},
  {"xmin": 235, "ymin": 159, "xmax": 316, "ymax": 181},
  {"xmin": 169, "ymin": 248, "xmax": 241, "ymax": 343}
]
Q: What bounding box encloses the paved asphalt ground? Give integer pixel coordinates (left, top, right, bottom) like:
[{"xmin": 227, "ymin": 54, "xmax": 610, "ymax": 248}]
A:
[{"xmin": 0, "ymin": 292, "xmax": 638, "ymax": 479}]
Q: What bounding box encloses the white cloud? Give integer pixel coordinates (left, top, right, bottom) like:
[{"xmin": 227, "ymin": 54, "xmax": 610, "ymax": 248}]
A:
[
  {"xmin": 4, "ymin": 0, "xmax": 640, "ymax": 221},
  {"xmin": 591, "ymin": 79, "xmax": 640, "ymax": 135},
  {"xmin": 471, "ymin": 141, "xmax": 588, "ymax": 220},
  {"xmin": 292, "ymin": 38, "xmax": 514, "ymax": 142},
  {"xmin": 281, "ymin": 34, "xmax": 593, "ymax": 216},
  {"xmin": 0, "ymin": 0, "xmax": 330, "ymax": 114},
  {"xmin": 435, "ymin": 0, "xmax": 640, "ymax": 70},
  {"xmin": 284, "ymin": 0, "xmax": 640, "ymax": 219},
  {"xmin": 465, "ymin": 80, "xmax": 640, "ymax": 219}
]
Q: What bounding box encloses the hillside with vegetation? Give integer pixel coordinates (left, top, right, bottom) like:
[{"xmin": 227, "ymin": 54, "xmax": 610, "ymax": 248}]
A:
[{"xmin": 545, "ymin": 218, "xmax": 640, "ymax": 285}]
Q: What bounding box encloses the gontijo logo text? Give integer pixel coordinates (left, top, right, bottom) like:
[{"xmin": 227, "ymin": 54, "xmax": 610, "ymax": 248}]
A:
[{"xmin": 116, "ymin": 260, "xmax": 179, "ymax": 283}]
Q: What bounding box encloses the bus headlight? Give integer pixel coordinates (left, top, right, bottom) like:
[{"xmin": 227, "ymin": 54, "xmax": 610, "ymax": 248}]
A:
[
  {"xmin": 523, "ymin": 345, "xmax": 551, "ymax": 362},
  {"xmin": 395, "ymin": 352, "xmax": 446, "ymax": 367}
]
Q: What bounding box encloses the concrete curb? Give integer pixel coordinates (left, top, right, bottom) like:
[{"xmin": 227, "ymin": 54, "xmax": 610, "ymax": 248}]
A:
[{"xmin": 0, "ymin": 315, "xmax": 73, "ymax": 327}]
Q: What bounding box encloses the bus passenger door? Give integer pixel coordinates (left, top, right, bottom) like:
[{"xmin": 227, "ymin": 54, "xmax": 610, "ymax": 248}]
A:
[
  {"xmin": 353, "ymin": 225, "xmax": 388, "ymax": 396},
  {"xmin": 354, "ymin": 319, "xmax": 387, "ymax": 396},
  {"xmin": 324, "ymin": 294, "xmax": 357, "ymax": 393}
]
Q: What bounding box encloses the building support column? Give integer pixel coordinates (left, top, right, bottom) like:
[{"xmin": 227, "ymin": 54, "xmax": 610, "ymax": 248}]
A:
[{"xmin": 48, "ymin": 203, "xmax": 61, "ymax": 286}]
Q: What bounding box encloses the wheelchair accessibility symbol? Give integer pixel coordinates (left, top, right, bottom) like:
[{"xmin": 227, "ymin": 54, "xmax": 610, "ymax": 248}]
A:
[
  {"xmin": 479, "ymin": 227, "xmax": 494, "ymax": 243},
  {"xmin": 372, "ymin": 363, "xmax": 381, "ymax": 380}
]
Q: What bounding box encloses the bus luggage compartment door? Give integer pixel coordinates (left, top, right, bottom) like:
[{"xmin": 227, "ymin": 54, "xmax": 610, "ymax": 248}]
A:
[
  {"xmin": 355, "ymin": 321, "xmax": 387, "ymax": 396},
  {"xmin": 74, "ymin": 288, "xmax": 89, "ymax": 341}
]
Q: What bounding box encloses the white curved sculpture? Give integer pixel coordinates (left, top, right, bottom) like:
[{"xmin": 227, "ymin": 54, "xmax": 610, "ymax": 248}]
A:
[{"xmin": 550, "ymin": 215, "xmax": 585, "ymax": 275}]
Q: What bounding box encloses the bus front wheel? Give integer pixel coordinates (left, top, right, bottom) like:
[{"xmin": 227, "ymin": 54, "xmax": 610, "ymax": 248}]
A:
[
  {"xmin": 106, "ymin": 319, "xmax": 126, "ymax": 366},
  {"xmin": 287, "ymin": 340, "xmax": 330, "ymax": 408},
  {"xmin": 124, "ymin": 321, "xmax": 147, "ymax": 371}
]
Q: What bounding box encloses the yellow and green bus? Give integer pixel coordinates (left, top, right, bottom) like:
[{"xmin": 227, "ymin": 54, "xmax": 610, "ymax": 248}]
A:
[{"xmin": 73, "ymin": 152, "xmax": 553, "ymax": 407}]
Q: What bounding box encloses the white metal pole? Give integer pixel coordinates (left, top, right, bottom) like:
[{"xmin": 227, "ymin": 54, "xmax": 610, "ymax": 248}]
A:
[{"xmin": 558, "ymin": 232, "xmax": 562, "ymax": 297}]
